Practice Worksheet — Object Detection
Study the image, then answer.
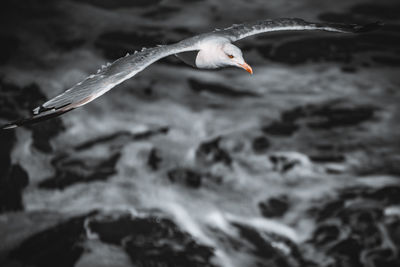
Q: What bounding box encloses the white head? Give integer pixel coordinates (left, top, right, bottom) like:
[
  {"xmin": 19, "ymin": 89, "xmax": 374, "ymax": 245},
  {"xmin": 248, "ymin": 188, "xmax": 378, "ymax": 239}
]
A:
[
  {"xmin": 220, "ymin": 43, "xmax": 253, "ymax": 74},
  {"xmin": 195, "ymin": 42, "xmax": 253, "ymax": 74}
]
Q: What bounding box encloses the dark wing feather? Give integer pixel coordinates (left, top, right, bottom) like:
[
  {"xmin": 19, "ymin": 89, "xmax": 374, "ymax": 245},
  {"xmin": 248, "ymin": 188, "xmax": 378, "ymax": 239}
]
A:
[
  {"xmin": 216, "ymin": 18, "xmax": 382, "ymax": 42},
  {"xmin": 2, "ymin": 42, "xmax": 198, "ymax": 129}
]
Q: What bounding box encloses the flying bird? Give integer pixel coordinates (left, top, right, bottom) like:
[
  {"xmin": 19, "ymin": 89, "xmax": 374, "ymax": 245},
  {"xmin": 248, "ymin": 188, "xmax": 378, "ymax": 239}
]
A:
[{"xmin": 1, "ymin": 18, "xmax": 381, "ymax": 129}]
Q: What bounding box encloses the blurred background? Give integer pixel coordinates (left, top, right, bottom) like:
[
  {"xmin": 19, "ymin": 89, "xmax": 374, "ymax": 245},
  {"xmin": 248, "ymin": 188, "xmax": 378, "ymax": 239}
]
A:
[{"xmin": 0, "ymin": 0, "xmax": 400, "ymax": 266}]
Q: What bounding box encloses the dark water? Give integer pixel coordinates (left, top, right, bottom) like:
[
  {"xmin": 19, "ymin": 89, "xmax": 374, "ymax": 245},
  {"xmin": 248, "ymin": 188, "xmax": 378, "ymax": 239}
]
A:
[{"xmin": 0, "ymin": 0, "xmax": 400, "ymax": 266}]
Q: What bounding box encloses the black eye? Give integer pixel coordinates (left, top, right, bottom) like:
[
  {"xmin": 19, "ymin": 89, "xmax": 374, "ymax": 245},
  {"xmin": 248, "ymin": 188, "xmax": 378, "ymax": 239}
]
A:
[{"xmin": 228, "ymin": 54, "xmax": 234, "ymax": 59}]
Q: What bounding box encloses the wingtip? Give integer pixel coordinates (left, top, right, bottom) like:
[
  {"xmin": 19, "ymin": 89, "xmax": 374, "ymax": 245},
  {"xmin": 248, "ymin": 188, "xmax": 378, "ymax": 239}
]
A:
[
  {"xmin": 354, "ymin": 21, "xmax": 384, "ymax": 33},
  {"xmin": 1, "ymin": 123, "xmax": 18, "ymax": 130}
]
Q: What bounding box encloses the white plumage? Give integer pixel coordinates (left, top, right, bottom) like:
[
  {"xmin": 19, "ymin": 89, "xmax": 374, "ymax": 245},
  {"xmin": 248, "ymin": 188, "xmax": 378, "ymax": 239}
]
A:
[{"xmin": 1, "ymin": 18, "xmax": 381, "ymax": 129}]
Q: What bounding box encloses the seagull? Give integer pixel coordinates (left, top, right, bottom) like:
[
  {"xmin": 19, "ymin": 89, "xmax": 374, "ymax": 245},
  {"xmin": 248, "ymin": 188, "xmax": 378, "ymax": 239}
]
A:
[{"xmin": 1, "ymin": 18, "xmax": 381, "ymax": 129}]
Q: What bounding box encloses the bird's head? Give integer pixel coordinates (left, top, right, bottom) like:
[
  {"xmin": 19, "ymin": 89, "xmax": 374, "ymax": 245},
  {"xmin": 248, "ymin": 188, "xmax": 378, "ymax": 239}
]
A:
[{"xmin": 221, "ymin": 43, "xmax": 253, "ymax": 74}]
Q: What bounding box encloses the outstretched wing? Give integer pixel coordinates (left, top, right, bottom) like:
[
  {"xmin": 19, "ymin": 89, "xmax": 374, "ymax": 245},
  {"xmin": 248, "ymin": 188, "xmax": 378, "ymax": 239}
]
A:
[
  {"xmin": 216, "ymin": 18, "xmax": 382, "ymax": 42},
  {"xmin": 1, "ymin": 18, "xmax": 382, "ymax": 129},
  {"xmin": 2, "ymin": 42, "xmax": 198, "ymax": 129}
]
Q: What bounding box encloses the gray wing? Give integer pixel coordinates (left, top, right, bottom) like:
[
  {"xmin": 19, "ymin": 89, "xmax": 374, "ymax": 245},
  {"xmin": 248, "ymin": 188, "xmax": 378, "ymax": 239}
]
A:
[
  {"xmin": 216, "ymin": 18, "xmax": 382, "ymax": 42},
  {"xmin": 2, "ymin": 42, "xmax": 198, "ymax": 129},
  {"xmin": 175, "ymin": 51, "xmax": 198, "ymax": 68}
]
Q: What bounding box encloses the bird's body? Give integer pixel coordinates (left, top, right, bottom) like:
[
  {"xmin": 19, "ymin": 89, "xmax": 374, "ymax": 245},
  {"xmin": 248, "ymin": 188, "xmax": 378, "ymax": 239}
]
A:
[
  {"xmin": 195, "ymin": 39, "xmax": 226, "ymax": 69},
  {"xmin": 175, "ymin": 36, "xmax": 239, "ymax": 69},
  {"xmin": 1, "ymin": 18, "xmax": 381, "ymax": 129}
]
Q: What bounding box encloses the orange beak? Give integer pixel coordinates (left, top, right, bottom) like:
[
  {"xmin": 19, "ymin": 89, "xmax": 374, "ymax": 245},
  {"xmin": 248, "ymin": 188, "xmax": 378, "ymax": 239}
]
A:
[{"xmin": 239, "ymin": 62, "xmax": 253, "ymax": 74}]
